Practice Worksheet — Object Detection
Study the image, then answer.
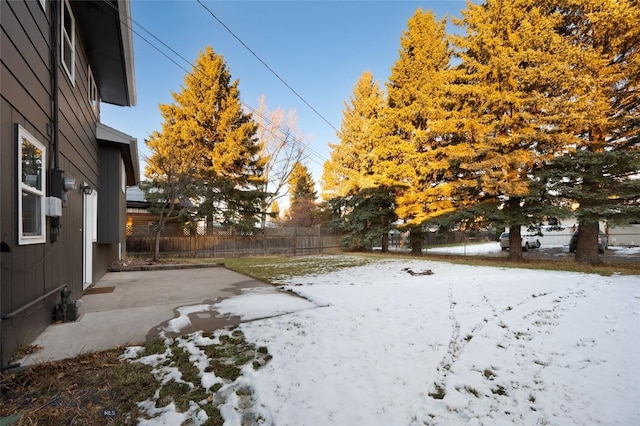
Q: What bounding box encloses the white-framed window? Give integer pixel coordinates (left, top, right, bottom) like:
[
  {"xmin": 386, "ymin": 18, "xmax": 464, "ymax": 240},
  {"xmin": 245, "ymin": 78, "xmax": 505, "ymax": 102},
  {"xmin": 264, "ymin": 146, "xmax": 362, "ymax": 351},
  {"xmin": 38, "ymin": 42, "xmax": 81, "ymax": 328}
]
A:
[
  {"xmin": 17, "ymin": 125, "xmax": 47, "ymax": 245},
  {"xmin": 61, "ymin": 0, "xmax": 75, "ymax": 85},
  {"xmin": 88, "ymin": 65, "xmax": 99, "ymax": 116}
]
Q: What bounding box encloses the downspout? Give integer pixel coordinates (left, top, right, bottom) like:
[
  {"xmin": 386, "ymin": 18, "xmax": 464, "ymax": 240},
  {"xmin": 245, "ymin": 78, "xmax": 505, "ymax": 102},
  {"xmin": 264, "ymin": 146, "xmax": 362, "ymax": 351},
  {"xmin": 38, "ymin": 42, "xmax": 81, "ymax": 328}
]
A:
[
  {"xmin": 50, "ymin": 0, "xmax": 62, "ymax": 241},
  {"xmin": 51, "ymin": 0, "xmax": 59, "ymax": 170}
]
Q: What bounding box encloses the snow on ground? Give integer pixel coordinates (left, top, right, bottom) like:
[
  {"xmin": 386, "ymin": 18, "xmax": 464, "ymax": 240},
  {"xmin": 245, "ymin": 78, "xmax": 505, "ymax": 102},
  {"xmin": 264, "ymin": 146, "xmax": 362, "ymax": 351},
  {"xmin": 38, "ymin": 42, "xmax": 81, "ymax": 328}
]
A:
[
  {"xmin": 414, "ymin": 240, "xmax": 640, "ymax": 257},
  {"xmin": 609, "ymin": 245, "xmax": 640, "ymax": 257},
  {"xmin": 213, "ymin": 287, "xmax": 318, "ymax": 321},
  {"xmin": 166, "ymin": 304, "xmax": 213, "ymax": 333},
  {"xmin": 126, "ymin": 255, "xmax": 640, "ymax": 425},
  {"xmin": 231, "ymin": 259, "xmax": 640, "ymax": 426},
  {"xmin": 426, "ymin": 242, "xmax": 500, "ymax": 255}
]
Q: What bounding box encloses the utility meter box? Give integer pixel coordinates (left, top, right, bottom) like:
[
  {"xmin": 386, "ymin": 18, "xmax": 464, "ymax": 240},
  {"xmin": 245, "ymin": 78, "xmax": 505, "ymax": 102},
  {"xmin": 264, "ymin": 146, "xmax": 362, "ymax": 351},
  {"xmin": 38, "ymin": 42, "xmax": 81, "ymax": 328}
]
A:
[{"xmin": 46, "ymin": 196, "xmax": 63, "ymax": 217}]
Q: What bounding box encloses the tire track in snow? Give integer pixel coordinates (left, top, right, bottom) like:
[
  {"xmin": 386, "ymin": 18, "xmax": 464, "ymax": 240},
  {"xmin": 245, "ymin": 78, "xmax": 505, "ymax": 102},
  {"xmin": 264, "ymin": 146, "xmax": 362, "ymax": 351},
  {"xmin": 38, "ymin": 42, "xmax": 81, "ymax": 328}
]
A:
[
  {"xmin": 428, "ymin": 279, "xmax": 591, "ymax": 401},
  {"xmin": 429, "ymin": 283, "xmax": 493, "ymax": 399},
  {"xmin": 477, "ymin": 282, "xmax": 597, "ymax": 421}
]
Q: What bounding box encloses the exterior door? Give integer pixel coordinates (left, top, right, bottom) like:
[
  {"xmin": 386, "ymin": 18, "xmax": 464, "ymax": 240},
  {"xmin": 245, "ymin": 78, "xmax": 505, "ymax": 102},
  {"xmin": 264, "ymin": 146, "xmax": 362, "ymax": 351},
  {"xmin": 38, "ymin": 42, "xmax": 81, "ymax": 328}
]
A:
[{"xmin": 82, "ymin": 190, "xmax": 96, "ymax": 289}]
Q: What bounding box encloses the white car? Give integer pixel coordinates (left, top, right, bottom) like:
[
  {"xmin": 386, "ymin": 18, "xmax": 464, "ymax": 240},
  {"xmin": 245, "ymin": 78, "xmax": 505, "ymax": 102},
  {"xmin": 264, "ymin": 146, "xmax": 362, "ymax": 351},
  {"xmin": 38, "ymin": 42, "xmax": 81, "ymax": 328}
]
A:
[{"xmin": 499, "ymin": 232, "xmax": 541, "ymax": 251}]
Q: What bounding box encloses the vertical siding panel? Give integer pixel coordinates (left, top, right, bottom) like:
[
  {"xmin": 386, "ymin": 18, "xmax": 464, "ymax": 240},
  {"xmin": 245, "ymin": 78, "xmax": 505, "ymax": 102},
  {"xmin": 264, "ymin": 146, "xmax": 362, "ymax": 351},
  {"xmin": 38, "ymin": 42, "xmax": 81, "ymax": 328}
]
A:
[
  {"xmin": 1, "ymin": 0, "xmax": 55, "ymax": 362},
  {"xmin": 0, "ymin": 99, "xmax": 8, "ymax": 313},
  {"xmin": 59, "ymin": 157, "xmax": 83, "ymax": 297},
  {"xmin": 57, "ymin": 28, "xmax": 99, "ymax": 187},
  {"xmin": 1, "ymin": 0, "xmax": 133, "ymax": 364},
  {"xmin": 0, "ymin": 99, "xmax": 15, "ymax": 318},
  {"xmin": 1, "ymin": 0, "xmax": 51, "ymax": 136}
]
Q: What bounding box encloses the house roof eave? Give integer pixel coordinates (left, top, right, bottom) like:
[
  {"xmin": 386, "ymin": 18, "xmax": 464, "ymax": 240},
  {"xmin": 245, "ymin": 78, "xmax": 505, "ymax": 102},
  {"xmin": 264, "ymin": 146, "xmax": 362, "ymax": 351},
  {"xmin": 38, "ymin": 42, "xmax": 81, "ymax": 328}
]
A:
[
  {"xmin": 97, "ymin": 122, "xmax": 140, "ymax": 185},
  {"xmin": 74, "ymin": 0, "xmax": 136, "ymax": 106}
]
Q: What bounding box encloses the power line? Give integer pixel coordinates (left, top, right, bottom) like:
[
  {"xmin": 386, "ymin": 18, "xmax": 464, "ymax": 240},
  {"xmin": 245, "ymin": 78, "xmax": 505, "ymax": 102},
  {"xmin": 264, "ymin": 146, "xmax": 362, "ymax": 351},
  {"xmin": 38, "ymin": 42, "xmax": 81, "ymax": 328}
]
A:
[
  {"xmin": 100, "ymin": 0, "xmax": 330, "ymax": 169},
  {"xmin": 128, "ymin": 11, "xmax": 324, "ymax": 161},
  {"xmin": 196, "ymin": 0, "xmax": 341, "ymax": 135}
]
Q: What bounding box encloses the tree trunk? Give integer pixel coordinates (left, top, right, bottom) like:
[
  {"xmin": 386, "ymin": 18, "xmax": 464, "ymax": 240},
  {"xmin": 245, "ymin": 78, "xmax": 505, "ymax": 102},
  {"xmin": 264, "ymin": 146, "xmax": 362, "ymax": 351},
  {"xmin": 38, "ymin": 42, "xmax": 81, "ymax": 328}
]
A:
[
  {"xmin": 410, "ymin": 226, "xmax": 423, "ymax": 255},
  {"xmin": 260, "ymin": 194, "xmax": 269, "ymax": 229},
  {"xmin": 260, "ymin": 207, "xmax": 267, "ymax": 229},
  {"xmin": 381, "ymin": 216, "xmax": 389, "ymax": 253},
  {"xmin": 153, "ymin": 226, "xmax": 161, "ymax": 262},
  {"xmin": 153, "ymin": 204, "xmax": 174, "ymax": 262},
  {"xmin": 508, "ymin": 224, "xmax": 523, "ymax": 261},
  {"xmin": 575, "ymin": 221, "xmax": 601, "ymax": 265},
  {"xmin": 381, "ymin": 232, "xmax": 389, "ymax": 253}
]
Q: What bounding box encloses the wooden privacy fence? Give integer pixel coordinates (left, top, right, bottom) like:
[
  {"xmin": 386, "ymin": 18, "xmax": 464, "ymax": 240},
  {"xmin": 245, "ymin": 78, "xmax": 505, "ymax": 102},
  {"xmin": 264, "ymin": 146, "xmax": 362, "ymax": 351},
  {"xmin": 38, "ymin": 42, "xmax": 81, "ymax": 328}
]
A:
[{"xmin": 126, "ymin": 227, "xmax": 343, "ymax": 258}]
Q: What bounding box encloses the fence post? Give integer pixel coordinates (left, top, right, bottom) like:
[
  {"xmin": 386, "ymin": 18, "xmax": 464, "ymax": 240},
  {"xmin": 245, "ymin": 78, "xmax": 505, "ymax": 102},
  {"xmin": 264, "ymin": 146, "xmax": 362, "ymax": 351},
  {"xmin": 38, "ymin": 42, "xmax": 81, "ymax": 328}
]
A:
[
  {"xmin": 293, "ymin": 227, "xmax": 297, "ymax": 256},
  {"xmin": 262, "ymin": 228, "xmax": 268, "ymax": 256},
  {"xmin": 232, "ymin": 228, "xmax": 236, "ymax": 257}
]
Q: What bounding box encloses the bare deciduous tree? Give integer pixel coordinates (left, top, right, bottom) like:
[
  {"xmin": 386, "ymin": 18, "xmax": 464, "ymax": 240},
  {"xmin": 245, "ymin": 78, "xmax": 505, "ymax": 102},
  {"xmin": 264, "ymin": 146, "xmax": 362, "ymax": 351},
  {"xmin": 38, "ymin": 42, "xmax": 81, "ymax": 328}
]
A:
[{"xmin": 254, "ymin": 95, "xmax": 310, "ymax": 228}]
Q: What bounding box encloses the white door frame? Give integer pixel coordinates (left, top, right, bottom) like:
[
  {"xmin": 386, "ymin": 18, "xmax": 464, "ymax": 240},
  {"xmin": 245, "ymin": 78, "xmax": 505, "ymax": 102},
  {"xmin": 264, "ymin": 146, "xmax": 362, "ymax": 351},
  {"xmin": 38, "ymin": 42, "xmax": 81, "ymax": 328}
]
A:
[{"xmin": 82, "ymin": 191, "xmax": 96, "ymax": 289}]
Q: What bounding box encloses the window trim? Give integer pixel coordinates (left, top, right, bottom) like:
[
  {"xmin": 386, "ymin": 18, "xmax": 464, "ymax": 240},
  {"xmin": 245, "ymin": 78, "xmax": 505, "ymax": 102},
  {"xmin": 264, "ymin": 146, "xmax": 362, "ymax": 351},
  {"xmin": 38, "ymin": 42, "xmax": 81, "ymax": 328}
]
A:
[
  {"xmin": 17, "ymin": 125, "xmax": 47, "ymax": 245},
  {"xmin": 61, "ymin": 0, "xmax": 75, "ymax": 85},
  {"xmin": 88, "ymin": 65, "xmax": 99, "ymax": 116},
  {"xmin": 39, "ymin": 0, "xmax": 46, "ymax": 12}
]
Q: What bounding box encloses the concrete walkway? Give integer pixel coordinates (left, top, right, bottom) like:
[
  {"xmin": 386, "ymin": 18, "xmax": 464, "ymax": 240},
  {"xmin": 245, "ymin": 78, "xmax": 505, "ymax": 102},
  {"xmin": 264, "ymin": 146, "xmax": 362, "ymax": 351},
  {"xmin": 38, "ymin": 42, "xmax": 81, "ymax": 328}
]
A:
[{"xmin": 18, "ymin": 266, "xmax": 274, "ymax": 366}]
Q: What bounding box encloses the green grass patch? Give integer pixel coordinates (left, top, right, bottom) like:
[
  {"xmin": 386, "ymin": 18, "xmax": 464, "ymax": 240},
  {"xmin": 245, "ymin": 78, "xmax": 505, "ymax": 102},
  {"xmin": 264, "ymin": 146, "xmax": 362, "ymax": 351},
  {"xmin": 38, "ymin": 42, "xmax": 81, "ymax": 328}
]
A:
[
  {"xmin": 144, "ymin": 338, "xmax": 168, "ymax": 356},
  {"xmin": 219, "ymin": 255, "xmax": 376, "ymax": 284},
  {"xmin": 158, "ymin": 380, "xmax": 193, "ymax": 412},
  {"xmin": 133, "ymin": 328, "xmax": 273, "ymax": 423},
  {"xmin": 170, "ymin": 250, "xmax": 640, "ymax": 281}
]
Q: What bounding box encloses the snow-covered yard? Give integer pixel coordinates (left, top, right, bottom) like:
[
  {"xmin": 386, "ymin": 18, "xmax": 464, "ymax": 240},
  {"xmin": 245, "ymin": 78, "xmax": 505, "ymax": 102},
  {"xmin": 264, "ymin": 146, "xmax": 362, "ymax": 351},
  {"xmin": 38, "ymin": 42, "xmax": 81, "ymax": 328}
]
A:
[{"xmin": 127, "ymin": 256, "xmax": 640, "ymax": 425}]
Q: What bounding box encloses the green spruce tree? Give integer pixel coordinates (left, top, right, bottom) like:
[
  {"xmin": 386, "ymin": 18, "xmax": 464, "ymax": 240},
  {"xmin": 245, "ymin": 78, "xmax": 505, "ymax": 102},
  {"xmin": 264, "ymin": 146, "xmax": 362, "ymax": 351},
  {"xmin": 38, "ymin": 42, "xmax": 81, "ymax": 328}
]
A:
[
  {"xmin": 154, "ymin": 46, "xmax": 266, "ymax": 232},
  {"xmin": 286, "ymin": 162, "xmax": 317, "ymax": 227},
  {"xmin": 321, "ymin": 71, "xmax": 396, "ymax": 251},
  {"xmin": 382, "ymin": 9, "xmax": 454, "ymax": 254},
  {"xmin": 451, "ymin": 0, "xmax": 585, "ymax": 260},
  {"xmin": 541, "ymin": 0, "xmax": 640, "ymax": 264}
]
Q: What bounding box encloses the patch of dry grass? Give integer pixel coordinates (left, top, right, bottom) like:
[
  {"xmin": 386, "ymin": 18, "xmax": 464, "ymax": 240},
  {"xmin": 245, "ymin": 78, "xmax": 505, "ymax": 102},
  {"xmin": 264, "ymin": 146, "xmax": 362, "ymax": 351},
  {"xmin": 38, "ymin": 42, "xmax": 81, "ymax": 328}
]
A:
[
  {"xmin": 204, "ymin": 252, "xmax": 640, "ymax": 278},
  {"xmin": 1, "ymin": 328, "xmax": 272, "ymax": 425},
  {"xmin": 1, "ymin": 348, "xmax": 156, "ymax": 425}
]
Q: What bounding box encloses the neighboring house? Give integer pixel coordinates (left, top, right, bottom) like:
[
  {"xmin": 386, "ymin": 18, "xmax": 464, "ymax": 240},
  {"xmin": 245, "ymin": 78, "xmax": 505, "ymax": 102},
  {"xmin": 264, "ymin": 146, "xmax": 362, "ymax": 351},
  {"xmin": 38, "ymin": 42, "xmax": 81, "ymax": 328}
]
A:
[
  {"xmin": 126, "ymin": 185, "xmax": 199, "ymax": 236},
  {"xmin": 0, "ymin": 0, "xmax": 139, "ymax": 367},
  {"xmin": 126, "ymin": 184, "xmax": 152, "ymax": 235}
]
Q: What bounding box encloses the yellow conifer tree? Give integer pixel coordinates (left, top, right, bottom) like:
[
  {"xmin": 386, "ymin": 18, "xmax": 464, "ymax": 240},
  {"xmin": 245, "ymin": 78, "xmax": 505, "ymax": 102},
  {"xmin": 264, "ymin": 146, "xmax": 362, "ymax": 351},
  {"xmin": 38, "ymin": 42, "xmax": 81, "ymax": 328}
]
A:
[
  {"xmin": 148, "ymin": 46, "xmax": 265, "ymax": 233},
  {"xmin": 451, "ymin": 0, "xmax": 585, "ymax": 260},
  {"xmin": 541, "ymin": 0, "xmax": 640, "ymax": 264},
  {"xmin": 381, "ymin": 9, "xmax": 455, "ymax": 254}
]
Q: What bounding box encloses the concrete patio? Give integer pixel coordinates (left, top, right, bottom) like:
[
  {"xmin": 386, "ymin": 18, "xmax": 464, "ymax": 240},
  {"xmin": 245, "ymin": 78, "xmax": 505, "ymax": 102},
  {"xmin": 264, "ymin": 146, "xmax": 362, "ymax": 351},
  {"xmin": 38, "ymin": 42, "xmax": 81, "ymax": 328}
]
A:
[{"xmin": 17, "ymin": 266, "xmax": 276, "ymax": 366}]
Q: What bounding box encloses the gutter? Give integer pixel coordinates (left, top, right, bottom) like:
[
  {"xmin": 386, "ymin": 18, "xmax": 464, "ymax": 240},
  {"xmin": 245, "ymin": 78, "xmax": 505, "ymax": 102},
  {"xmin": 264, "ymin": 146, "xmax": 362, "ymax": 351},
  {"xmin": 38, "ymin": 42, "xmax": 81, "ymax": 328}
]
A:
[{"xmin": 117, "ymin": 0, "xmax": 136, "ymax": 106}]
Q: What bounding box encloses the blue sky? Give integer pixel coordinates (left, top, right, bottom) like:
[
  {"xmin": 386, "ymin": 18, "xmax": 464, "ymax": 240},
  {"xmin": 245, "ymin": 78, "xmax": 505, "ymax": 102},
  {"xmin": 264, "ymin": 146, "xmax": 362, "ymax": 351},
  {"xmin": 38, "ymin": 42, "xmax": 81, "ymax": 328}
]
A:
[{"xmin": 102, "ymin": 0, "xmax": 469, "ymax": 187}]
